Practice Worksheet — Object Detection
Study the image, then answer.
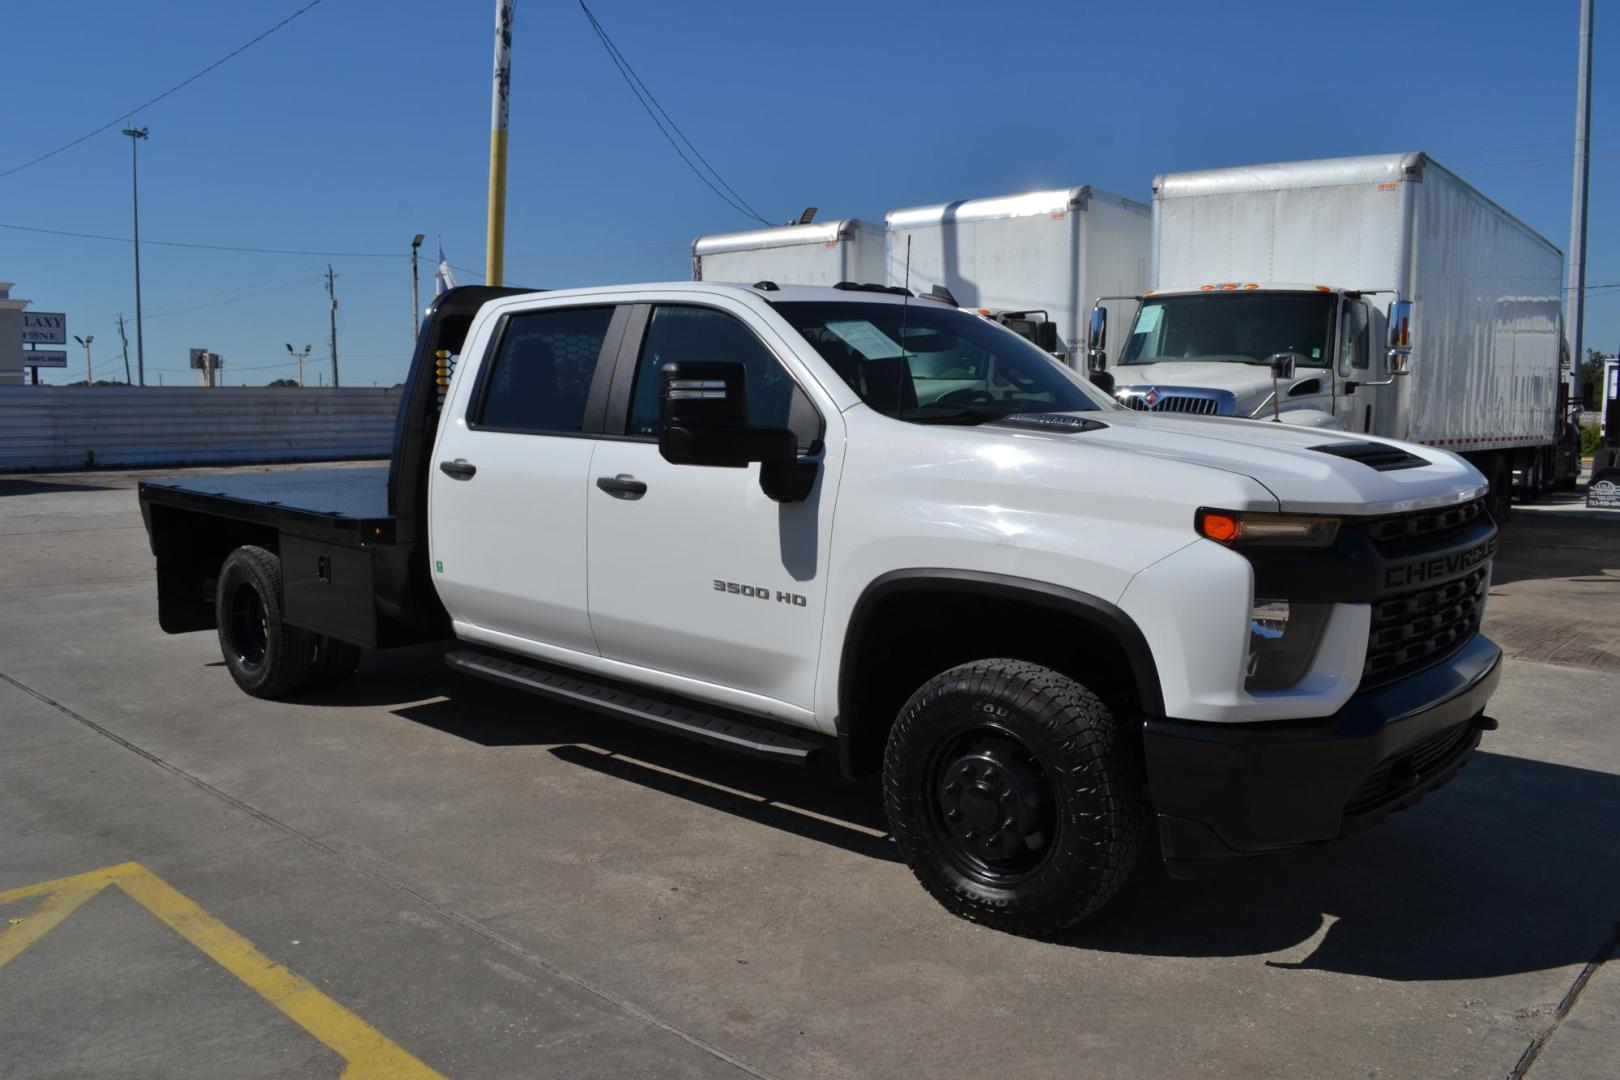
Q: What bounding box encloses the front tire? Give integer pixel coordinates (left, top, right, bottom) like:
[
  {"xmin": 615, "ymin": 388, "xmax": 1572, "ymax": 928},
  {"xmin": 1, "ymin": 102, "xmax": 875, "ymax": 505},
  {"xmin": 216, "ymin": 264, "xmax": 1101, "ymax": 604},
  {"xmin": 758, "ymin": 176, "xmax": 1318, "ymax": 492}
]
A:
[
  {"xmin": 216, "ymin": 545, "xmax": 317, "ymax": 699},
  {"xmin": 883, "ymin": 659, "xmax": 1146, "ymax": 936}
]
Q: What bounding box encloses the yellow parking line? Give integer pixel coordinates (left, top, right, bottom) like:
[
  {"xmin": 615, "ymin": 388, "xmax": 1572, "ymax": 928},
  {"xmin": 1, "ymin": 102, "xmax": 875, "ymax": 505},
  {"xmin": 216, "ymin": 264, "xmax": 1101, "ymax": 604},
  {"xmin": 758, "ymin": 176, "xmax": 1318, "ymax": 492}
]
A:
[{"xmin": 0, "ymin": 862, "xmax": 445, "ymax": 1080}]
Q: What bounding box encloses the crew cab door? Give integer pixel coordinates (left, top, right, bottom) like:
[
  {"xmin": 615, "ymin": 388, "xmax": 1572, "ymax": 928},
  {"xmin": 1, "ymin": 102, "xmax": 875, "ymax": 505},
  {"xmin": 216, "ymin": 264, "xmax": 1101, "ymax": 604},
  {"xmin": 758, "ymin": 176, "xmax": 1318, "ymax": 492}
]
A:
[
  {"xmin": 429, "ymin": 301, "xmax": 626, "ymax": 654},
  {"xmin": 585, "ymin": 299, "xmax": 841, "ymax": 716}
]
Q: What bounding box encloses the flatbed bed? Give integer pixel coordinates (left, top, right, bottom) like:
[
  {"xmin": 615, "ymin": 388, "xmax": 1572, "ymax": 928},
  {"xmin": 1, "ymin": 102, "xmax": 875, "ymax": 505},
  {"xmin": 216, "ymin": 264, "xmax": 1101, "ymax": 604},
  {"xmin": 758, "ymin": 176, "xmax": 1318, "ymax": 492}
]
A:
[{"xmin": 138, "ymin": 467, "xmax": 395, "ymax": 543}]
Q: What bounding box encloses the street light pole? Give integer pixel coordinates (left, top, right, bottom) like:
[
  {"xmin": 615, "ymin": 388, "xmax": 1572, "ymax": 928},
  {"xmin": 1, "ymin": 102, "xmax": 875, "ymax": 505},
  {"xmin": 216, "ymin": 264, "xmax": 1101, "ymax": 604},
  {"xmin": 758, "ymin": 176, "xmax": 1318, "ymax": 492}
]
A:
[
  {"xmin": 73, "ymin": 334, "xmax": 94, "ymax": 385},
  {"xmin": 285, "ymin": 343, "xmax": 312, "ymax": 387},
  {"xmin": 411, "ymin": 233, "xmax": 425, "ymax": 348},
  {"xmin": 122, "ymin": 125, "xmax": 149, "ymax": 386}
]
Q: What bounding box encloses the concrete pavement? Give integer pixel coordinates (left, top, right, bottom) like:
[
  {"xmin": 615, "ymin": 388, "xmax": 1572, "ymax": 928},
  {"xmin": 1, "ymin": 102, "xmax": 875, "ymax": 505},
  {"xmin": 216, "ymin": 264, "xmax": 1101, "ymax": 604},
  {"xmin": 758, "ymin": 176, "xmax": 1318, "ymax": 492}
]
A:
[{"xmin": 1, "ymin": 466, "xmax": 1616, "ymax": 1079}]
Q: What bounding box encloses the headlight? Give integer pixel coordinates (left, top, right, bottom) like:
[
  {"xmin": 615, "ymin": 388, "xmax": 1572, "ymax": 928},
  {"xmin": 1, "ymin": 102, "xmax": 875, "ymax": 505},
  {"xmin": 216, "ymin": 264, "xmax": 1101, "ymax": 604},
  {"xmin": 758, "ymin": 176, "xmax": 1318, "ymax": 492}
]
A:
[
  {"xmin": 1246, "ymin": 600, "xmax": 1332, "ymax": 692},
  {"xmin": 1196, "ymin": 508, "xmax": 1341, "ymax": 547}
]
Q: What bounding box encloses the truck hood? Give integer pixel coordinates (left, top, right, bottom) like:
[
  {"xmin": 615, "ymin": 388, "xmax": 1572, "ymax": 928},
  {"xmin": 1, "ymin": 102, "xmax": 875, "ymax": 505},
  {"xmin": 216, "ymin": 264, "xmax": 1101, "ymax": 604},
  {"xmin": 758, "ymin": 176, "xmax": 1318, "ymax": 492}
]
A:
[
  {"xmin": 989, "ymin": 410, "xmax": 1487, "ymax": 516},
  {"xmin": 1110, "ymin": 361, "xmax": 1334, "ymax": 419}
]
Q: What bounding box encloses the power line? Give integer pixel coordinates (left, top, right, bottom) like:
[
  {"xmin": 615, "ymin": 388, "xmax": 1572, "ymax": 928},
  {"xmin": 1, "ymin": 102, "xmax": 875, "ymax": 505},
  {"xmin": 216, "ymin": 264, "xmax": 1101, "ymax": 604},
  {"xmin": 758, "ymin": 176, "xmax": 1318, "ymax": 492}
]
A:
[
  {"xmin": 0, "ymin": 220, "xmax": 399, "ymax": 258},
  {"xmin": 1443, "ymin": 131, "xmax": 1620, "ymax": 159},
  {"xmin": 576, "ymin": 0, "xmax": 771, "ymax": 225},
  {"xmin": 0, "ymin": 1, "xmax": 328, "ymax": 183}
]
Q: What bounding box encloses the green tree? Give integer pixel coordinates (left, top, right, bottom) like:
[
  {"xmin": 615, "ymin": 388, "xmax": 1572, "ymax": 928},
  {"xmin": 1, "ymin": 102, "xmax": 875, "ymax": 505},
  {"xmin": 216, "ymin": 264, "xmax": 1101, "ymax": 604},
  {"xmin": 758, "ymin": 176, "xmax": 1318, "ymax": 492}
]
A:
[
  {"xmin": 1580, "ymin": 348, "xmax": 1612, "ymax": 409},
  {"xmin": 266, "ymin": 378, "xmax": 300, "ymax": 387}
]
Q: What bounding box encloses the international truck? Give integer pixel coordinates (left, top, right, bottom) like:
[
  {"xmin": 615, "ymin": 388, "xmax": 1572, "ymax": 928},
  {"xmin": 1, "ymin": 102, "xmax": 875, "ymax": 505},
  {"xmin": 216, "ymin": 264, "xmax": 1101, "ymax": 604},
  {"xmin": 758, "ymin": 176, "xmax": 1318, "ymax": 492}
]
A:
[
  {"xmin": 884, "ymin": 186, "xmax": 1150, "ymax": 366},
  {"xmin": 139, "ymin": 281, "xmax": 1501, "ymax": 936},
  {"xmin": 1083, "ymin": 153, "xmax": 1576, "ymax": 521},
  {"xmin": 692, "ymin": 218, "xmax": 886, "ymax": 287}
]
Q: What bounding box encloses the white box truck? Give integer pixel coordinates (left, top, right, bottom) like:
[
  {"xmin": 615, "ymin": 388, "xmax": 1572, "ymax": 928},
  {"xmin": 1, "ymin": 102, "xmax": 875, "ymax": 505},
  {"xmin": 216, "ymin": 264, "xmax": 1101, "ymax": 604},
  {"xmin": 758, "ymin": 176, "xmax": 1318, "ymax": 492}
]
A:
[
  {"xmin": 692, "ymin": 219, "xmax": 886, "ymax": 287},
  {"xmin": 885, "ymin": 187, "xmax": 1150, "ymax": 366},
  {"xmin": 1084, "ymin": 153, "xmax": 1573, "ymax": 517}
]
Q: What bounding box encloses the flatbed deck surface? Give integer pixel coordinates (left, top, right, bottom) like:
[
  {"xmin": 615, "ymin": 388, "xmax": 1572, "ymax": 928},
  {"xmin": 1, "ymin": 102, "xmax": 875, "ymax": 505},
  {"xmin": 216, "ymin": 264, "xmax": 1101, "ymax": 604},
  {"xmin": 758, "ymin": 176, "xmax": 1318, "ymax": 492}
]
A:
[{"xmin": 142, "ymin": 466, "xmax": 391, "ymax": 521}]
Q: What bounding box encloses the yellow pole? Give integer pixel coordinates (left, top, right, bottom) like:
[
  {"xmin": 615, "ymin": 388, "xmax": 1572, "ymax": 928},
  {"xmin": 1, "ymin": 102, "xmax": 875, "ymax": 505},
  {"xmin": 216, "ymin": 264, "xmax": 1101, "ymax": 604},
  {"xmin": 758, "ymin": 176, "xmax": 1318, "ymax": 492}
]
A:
[{"xmin": 485, "ymin": 0, "xmax": 513, "ymax": 287}]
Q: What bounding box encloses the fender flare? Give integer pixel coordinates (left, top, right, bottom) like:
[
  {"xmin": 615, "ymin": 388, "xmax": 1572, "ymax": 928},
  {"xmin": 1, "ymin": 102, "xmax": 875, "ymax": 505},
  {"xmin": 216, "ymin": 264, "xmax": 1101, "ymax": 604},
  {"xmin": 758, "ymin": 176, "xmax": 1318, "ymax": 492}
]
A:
[{"xmin": 835, "ymin": 569, "xmax": 1166, "ymax": 774}]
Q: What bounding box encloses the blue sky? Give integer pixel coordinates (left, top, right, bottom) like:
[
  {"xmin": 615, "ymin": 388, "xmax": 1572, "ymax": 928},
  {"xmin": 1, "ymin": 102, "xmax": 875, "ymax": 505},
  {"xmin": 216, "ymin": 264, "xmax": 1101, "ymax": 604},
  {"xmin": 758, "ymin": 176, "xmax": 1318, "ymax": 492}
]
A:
[{"xmin": 2, "ymin": 0, "xmax": 1614, "ymax": 387}]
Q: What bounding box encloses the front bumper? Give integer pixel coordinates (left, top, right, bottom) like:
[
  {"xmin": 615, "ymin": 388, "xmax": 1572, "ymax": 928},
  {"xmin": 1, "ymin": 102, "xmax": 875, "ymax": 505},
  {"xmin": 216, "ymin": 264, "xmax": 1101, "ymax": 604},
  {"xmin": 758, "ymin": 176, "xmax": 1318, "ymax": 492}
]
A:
[{"xmin": 1143, "ymin": 633, "xmax": 1502, "ymax": 877}]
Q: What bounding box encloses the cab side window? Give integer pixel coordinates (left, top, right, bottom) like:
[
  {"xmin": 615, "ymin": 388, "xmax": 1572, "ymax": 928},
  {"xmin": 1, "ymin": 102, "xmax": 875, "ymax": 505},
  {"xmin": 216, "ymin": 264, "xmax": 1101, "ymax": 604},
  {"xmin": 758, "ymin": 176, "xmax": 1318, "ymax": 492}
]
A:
[
  {"xmin": 626, "ymin": 305, "xmax": 820, "ymax": 450},
  {"xmin": 1338, "ymin": 301, "xmax": 1370, "ymax": 377},
  {"xmin": 476, "ymin": 306, "xmax": 614, "ymax": 433}
]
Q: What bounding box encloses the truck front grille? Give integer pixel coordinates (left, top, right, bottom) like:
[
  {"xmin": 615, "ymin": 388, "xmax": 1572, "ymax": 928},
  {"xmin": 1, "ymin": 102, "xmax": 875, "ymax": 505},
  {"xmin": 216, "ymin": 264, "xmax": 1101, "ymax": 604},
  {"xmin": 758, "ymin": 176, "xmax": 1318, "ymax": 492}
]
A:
[
  {"xmin": 1363, "ymin": 566, "xmax": 1489, "ymax": 685},
  {"xmin": 1360, "ymin": 498, "xmax": 1489, "ymax": 553},
  {"xmin": 1121, "ymin": 393, "xmax": 1221, "ymax": 415},
  {"xmin": 1344, "ymin": 720, "xmax": 1477, "ymax": 815}
]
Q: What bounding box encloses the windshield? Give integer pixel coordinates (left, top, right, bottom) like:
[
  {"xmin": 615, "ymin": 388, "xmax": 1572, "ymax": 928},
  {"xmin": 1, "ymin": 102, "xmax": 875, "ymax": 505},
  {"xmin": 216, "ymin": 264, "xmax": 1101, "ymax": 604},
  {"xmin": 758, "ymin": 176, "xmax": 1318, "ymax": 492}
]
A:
[
  {"xmin": 1118, "ymin": 292, "xmax": 1336, "ymax": 368},
  {"xmin": 774, "ymin": 301, "xmax": 1114, "ymax": 424}
]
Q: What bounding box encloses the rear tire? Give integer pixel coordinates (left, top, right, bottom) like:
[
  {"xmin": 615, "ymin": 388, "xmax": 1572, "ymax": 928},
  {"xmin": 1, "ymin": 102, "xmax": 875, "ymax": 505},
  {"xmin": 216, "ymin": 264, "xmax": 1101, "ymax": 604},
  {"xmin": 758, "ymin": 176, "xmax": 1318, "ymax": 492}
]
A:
[
  {"xmin": 216, "ymin": 545, "xmax": 317, "ymax": 699},
  {"xmin": 308, "ymin": 636, "xmax": 364, "ymax": 690},
  {"xmin": 882, "ymin": 659, "xmax": 1146, "ymax": 937}
]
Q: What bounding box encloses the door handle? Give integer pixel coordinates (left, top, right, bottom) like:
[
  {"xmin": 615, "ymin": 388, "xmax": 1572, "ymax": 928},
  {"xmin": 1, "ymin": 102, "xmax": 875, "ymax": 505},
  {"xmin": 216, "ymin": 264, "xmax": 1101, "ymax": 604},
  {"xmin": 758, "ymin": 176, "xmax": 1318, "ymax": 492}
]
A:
[
  {"xmin": 596, "ymin": 474, "xmax": 648, "ymax": 499},
  {"xmin": 439, "ymin": 458, "xmax": 477, "ymax": 479}
]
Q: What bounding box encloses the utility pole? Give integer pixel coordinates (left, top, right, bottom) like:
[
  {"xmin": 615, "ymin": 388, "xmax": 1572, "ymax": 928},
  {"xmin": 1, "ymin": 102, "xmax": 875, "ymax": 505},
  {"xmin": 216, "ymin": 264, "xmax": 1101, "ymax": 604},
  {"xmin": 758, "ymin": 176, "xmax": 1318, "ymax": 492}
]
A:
[
  {"xmin": 73, "ymin": 334, "xmax": 94, "ymax": 385},
  {"xmin": 411, "ymin": 233, "xmax": 425, "ymax": 348},
  {"xmin": 1566, "ymin": 0, "xmax": 1595, "ymax": 376},
  {"xmin": 122, "ymin": 125, "xmax": 149, "ymax": 385},
  {"xmin": 285, "ymin": 343, "xmax": 312, "ymax": 387},
  {"xmin": 485, "ymin": 0, "xmax": 514, "ymax": 286},
  {"xmin": 116, "ymin": 314, "xmax": 132, "ymax": 385},
  {"xmin": 325, "ymin": 265, "xmax": 341, "ymax": 387}
]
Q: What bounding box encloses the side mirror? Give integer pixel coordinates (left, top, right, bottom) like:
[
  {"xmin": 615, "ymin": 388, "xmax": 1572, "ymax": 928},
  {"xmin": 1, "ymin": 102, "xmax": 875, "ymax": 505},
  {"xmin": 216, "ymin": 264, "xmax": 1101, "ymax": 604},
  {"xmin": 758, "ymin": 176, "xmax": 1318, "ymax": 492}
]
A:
[
  {"xmin": 1268, "ymin": 353, "xmax": 1296, "ymax": 380},
  {"xmin": 659, "ymin": 361, "xmax": 797, "ymax": 468},
  {"xmin": 1386, "ymin": 299, "xmax": 1413, "ymax": 374},
  {"xmin": 1089, "ymin": 368, "xmax": 1116, "ymax": 395},
  {"xmin": 1033, "ymin": 320, "xmax": 1059, "ymax": 354},
  {"xmin": 1086, "ymin": 306, "xmax": 1108, "ymax": 371}
]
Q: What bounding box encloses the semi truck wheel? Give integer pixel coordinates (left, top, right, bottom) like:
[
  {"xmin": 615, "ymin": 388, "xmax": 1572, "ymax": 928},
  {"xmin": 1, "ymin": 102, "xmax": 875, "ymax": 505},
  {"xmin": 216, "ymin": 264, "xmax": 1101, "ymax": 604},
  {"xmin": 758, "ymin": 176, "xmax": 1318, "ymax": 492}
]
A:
[
  {"xmin": 308, "ymin": 636, "xmax": 364, "ymax": 690},
  {"xmin": 216, "ymin": 545, "xmax": 317, "ymax": 699},
  {"xmin": 882, "ymin": 659, "xmax": 1146, "ymax": 936}
]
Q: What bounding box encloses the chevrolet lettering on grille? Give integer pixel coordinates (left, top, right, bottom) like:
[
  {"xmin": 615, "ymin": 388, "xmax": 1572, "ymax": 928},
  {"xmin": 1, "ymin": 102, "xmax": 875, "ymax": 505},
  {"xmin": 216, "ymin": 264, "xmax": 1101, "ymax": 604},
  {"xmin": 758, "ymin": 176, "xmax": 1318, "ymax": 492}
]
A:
[{"xmin": 1381, "ymin": 536, "xmax": 1498, "ymax": 591}]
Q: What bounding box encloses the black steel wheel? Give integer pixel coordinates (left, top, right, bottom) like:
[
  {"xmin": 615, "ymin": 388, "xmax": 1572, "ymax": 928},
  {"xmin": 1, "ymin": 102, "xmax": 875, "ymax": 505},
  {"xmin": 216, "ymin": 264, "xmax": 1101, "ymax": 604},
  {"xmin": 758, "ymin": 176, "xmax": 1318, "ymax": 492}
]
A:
[
  {"xmin": 215, "ymin": 545, "xmax": 316, "ymax": 699},
  {"xmin": 884, "ymin": 659, "xmax": 1146, "ymax": 936}
]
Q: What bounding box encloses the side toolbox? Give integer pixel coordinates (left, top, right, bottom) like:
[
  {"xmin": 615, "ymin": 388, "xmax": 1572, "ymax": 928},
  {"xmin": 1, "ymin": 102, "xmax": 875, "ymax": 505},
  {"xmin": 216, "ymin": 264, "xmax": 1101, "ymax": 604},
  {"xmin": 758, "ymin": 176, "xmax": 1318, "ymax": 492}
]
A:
[{"xmin": 281, "ymin": 534, "xmax": 378, "ymax": 647}]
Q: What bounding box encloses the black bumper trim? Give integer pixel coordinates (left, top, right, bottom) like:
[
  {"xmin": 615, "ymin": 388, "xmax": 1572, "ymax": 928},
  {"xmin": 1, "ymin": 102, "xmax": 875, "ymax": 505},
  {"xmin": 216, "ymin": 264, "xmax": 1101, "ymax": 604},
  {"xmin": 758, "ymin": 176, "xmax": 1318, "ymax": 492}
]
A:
[{"xmin": 1143, "ymin": 634, "xmax": 1502, "ymax": 875}]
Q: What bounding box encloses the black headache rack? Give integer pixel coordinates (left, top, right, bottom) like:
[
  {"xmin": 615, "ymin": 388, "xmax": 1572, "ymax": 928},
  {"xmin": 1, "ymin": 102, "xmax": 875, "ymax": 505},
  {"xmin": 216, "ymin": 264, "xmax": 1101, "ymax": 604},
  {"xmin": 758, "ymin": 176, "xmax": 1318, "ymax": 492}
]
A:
[{"xmin": 138, "ymin": 285, "xmax": 535, "ymax": 650}]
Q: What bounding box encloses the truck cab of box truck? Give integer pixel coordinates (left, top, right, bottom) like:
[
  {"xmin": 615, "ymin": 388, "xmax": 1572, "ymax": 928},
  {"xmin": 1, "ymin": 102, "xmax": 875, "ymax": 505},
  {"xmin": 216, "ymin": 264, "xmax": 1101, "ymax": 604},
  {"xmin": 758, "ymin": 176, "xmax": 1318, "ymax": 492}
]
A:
[{"xmin": 1087, "ymin": 283, "xmax": 1412, "ymax": 433}]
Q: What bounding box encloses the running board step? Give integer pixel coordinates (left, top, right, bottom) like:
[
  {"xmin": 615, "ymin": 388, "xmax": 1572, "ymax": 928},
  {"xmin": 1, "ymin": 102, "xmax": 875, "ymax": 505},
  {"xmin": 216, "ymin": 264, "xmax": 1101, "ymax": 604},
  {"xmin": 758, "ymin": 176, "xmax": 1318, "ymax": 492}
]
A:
[{"xmin": 444, "ymin": 650, "xmax": 822, "ymax": 765}]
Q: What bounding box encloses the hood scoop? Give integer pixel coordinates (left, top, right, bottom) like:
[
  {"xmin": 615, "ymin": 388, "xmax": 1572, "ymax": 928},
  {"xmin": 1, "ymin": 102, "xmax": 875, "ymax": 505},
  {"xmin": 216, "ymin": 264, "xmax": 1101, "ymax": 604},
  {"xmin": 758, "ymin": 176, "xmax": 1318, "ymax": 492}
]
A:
[
  {"xmin": 995, "ymin": 414, "xmax": 1108, "ymax": 434},
  {"xmin": 1310, "ymin": 440, "xmax": 1427, "ymax": 471}
]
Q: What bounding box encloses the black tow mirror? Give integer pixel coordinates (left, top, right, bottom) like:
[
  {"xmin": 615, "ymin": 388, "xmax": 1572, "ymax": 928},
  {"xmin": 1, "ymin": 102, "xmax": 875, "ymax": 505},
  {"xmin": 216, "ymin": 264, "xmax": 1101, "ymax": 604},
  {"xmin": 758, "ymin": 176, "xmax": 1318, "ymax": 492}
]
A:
[{"xmin": 658, "ymin": 361, "xmax": 798, "ymax": 469}]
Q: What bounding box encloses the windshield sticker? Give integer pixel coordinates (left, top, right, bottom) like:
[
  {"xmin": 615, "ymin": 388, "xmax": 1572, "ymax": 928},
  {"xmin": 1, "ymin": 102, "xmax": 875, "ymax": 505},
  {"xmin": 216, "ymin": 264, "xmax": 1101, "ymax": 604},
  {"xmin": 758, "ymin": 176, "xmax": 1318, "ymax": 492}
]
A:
[
  {"xmin": 1133, "ymin": 305, "xmax": 1163, "ymax": 334},
  {"xmin": 1311, "ymin": 348, "xmax": 1321, "ymax": 359},
  {"xmin": 825, "ymin": 320, "xmax": 905, "ymax": 360}
]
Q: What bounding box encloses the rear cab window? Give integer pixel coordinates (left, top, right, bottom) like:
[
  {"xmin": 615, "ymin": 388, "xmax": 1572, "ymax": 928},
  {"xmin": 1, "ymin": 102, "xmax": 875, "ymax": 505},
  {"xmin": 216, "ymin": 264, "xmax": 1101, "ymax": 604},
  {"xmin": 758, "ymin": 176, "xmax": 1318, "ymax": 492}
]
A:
[{"xmin": 474, "ymin": 306, "xmax": 615, "ymax": 433}]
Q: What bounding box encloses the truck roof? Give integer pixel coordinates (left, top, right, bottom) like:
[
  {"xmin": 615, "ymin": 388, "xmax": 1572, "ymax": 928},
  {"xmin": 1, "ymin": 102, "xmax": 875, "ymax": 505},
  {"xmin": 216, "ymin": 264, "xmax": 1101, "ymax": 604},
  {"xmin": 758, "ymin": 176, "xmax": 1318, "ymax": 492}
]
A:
[
  {"xmin": 886, "ymin": 185, "xmax": 1147, "ymax": 228},
  {"xmin": 509, "ymin": 281, "xmax": 953, "ymax": 308}
]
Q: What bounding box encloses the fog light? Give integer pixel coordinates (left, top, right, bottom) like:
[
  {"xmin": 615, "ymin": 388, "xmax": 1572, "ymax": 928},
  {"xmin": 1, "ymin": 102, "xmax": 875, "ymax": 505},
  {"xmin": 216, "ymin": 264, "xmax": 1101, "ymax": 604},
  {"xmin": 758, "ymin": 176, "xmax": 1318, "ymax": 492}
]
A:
[{"xmin": 1246, "ymin": 600, "xmax": 1331, "ymax": 691}]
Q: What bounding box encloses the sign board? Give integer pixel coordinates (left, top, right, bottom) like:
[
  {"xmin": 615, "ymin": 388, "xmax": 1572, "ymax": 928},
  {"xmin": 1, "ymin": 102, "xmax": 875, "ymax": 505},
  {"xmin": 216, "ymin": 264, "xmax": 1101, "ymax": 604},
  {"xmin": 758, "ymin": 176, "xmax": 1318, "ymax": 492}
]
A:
[
  {"xmin": 21, "ymin": 312, "xmax": 66, "ymax": 345},
  {"xmin": 189, "ymin": 348, "xmax": 223, "ymax": 369},
  {"xmin": 1588, "ymin": 470, "xmax": 1620, "ymax": 510},
  {"xmin": 24, "ymin": 348, "xmax": 67, "ymax": 368}
]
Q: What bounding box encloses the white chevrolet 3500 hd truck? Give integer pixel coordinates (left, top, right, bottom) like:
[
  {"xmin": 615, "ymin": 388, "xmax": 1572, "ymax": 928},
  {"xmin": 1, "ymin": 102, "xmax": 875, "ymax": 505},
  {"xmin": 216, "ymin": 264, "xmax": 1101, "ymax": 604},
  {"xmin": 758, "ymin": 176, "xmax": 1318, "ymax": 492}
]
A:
[{"xmin": 139, "ymin": 281, "xmax": 1501, "ymax": 935}]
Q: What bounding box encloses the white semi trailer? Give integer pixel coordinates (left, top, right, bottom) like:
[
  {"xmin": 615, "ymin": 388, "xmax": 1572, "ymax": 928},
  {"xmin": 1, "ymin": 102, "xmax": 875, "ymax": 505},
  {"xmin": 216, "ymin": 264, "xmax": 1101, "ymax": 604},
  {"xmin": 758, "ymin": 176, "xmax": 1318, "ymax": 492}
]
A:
[
  {"xmin": 692, "ymin": 219, "xmax": 886, "ymax": 287},
  {"xmin": 885, "ymin": 187, "xmax": 1149, "ymax": 366},
  {"xmin": 1085, "ymin": 153, "xmax": 1572, "ymax": 518}
]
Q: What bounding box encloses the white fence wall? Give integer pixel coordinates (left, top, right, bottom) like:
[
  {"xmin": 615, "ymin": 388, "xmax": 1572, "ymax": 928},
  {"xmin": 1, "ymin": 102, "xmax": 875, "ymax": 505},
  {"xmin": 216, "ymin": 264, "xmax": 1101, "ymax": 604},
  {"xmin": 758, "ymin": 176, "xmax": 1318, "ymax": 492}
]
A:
[{"xmin": 0, "ymin": 387, "xmax": 401, "ymax": 472}]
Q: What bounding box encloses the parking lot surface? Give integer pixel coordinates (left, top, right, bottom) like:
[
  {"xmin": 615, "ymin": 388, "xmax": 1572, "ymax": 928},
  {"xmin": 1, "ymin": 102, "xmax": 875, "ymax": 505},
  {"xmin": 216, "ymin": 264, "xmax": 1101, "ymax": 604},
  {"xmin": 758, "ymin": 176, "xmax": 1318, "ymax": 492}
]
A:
[{"xmin": 2, "ymin": 465, "xmax": 1617, "ymax": 1079}]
